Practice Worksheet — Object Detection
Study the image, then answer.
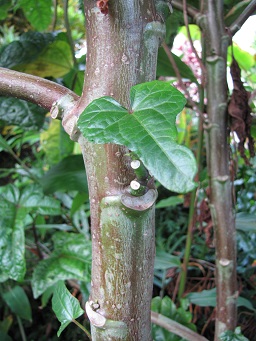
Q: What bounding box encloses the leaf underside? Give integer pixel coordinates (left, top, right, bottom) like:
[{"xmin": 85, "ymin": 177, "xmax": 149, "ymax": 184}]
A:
[{"xmin": 78, "ymin": 81, "xmax": 197, "ymax": 193}]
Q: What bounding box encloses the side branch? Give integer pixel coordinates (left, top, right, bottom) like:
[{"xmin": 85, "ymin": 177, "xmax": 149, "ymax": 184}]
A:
[
  {"xmin": 0, "ymin": 67, "xmax": 79, "ymax": 111},
  {"xmin": 229, "ymin": 0, "xmax": 256, "ymax": 36},
  {"xmin": 151, "ymin": 312, "xmax": 209, "ymax": 341},
  {"xmin": 172, "ymin": 0, "xmax": 200, "ymax": 20}
]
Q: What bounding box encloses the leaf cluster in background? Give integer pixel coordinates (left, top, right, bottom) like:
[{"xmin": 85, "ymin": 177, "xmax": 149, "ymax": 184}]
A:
[
  {"xmin": 32, "ymin": 232, "xmax": 91, "ymax": 298},
  {"xmin": 0, "ymin": 183, "xmax": 61, "ymax": 282},
  {"xmin": 151, "ymin": 296, "xmax": 196, "ymax": 341}
]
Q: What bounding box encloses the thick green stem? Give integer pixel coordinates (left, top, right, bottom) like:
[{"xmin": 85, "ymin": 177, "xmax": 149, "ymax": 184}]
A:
[
  {"xmin": 204, "ymin": 1, "xmax": 237, "ymax": 339},
  {"xmin": 72, "ymin": 1, "xmax": 163, "ymax": 340}
]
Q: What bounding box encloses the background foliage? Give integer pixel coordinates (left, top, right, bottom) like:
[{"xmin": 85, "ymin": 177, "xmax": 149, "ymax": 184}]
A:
[{"xmin": 0, "ymin": 0, "xmax": 255, "ymax": 340}]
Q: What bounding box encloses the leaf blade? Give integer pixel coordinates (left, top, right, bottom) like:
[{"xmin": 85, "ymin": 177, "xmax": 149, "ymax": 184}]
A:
[
  {"xmin": 52, "ymin": 281, "xmax": 84, "ymax": 337},
  {"xmin": 2, "ymin": 286, "xmax": 32, "ymax": 321},
  {"xmin": 78, "ymin": 81, "xmax": 197, "ymax": 193}
]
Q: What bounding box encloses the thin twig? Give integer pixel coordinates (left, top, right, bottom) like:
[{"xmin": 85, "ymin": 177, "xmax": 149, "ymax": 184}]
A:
[
  {"xmin": 32, "ymin": 219, "xmax": 44, "ymax": 260},
  {"xmin": 151, "ymin": 311, "xmax": 209, "ymax": 341},
  {"xmin": 72, "ymin": 319, "xmax": 92, "ymax": 340},
  {"xmin": 64, "ymin": 0, "xmax": 77, "ymax": 66},
  {"xmin": 183, "ymin": 0, "xmax": 206, "ymax": 85},
  {"xmin": 51, "ymin": 0, "xmax": 58, "ymax": 31},
  {"xmin": 172, "ymin": 0, "xmax": 200, "ymax": 19},
  {"xmin": 162, "ymin": 42, "xmax": 202, "ymax": 116},
  {"xmin": 229, "ymin": 0, "xmax": 256, "ymax": 36}
]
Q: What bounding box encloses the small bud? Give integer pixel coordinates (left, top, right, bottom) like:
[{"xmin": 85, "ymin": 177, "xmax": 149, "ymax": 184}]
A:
[
  {"xmin": 131, "ymin": 160, "xmax": 141, "ymax": 169},
  {"xmin": 130, "ymin": 180, "xmax": 140, "ymax": 190}
]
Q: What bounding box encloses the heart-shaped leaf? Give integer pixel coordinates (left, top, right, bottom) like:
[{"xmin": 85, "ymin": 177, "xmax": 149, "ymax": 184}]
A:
[
  {"xmin": 78, "ymin": 81, "xmax": 197, "ymax": 193},
  {"xmin": 52, "ymin": 281, "xmax": 84, "ymax": 337}
]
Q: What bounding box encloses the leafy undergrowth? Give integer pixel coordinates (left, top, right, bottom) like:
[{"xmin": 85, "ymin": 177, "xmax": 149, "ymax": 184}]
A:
[{"xmin": 0, "ymin": 113, "xmax": 256, "ymax": 340}]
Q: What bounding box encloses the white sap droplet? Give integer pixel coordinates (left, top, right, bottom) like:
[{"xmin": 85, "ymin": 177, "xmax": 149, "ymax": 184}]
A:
[
  {"xmin": 131, "ymin": 160, "xmax": 140, "ymax": 169},
  {"xmin": 130, "ymin": 180, "xmax": 140, "ymax": 190}
]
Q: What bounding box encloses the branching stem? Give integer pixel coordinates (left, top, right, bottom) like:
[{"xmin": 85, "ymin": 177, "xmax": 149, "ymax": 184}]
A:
[
  {"xmin": 229, "ymin": 0, "xmax": 256, "ymax": 36},
  {"xmin": 151, "ymin": 311, "xmax": 209, "ymax": 341},
  {"xmin": 0, "ymin": 67, "xmax": 79, "ymax": 111}
]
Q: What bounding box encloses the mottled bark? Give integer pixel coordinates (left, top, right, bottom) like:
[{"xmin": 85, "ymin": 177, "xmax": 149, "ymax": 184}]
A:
[
  {"xmin": 204, "ymin": 1, "xmax": 237, "ymax": 339},
  {"xmin": 0, "ymin": 67, "xmax": 79, "ymax": 110},
  {"xmin": 73, "ymin": 1, "xmax": 163, "ymax": 339}
]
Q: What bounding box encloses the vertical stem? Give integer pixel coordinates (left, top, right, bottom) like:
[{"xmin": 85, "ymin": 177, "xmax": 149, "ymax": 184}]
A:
[
  {"xmin": 17, "ymin": 316, "xmax": 27, "ymax": 341},
  {"xmin": 63, "ymin": 0, "xmax": 77, "ymax": 66},
  {"xmin": 178, "ymin": 84, "xmax": 204, "ymax": 300},
  {"xmin": 73, "ymin": 1, "xmax": 162, "ymax": 339},
  {"xmin": 204, "ymin": 1, "xmax": 237, "ymax": 339}
]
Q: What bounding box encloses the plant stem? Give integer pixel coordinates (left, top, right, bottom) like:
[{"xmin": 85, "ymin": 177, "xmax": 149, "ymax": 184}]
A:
[
  {"xmin": 63, "ymin": 0, "xmax": 77, "ymax": 66},
  {"xmin": 204, "ymin": 1, "xmax": 237, "ymax": 338},
  {"xmin": 177, "ymin": 75, "xmax": 205, "ymax": 300},
  {"xmin": 162, "ymin": 42, "xmax": 202, "ymax": 115},
  {"xmin": 4, "ymin": 142, "xmax": 40, "ymax": 183},
  {"xmin": 151, "ymin": 311, "xmax": 209, "ymax": 341},
  {"xmin": 229, "ymin": 0, "xmax": 256, "ymax": 35},
  {"xmin": 0, "ymin": 67, "xmax": 79, "ymax": 111},
  {"xmin": 183, "ymin": 0, "xmax": 206, "ymax": 81},
  {"xmin": 172, "ymin": 0, "xmax": 200, "ymax": 19},
  {"xmin": 17, "ymin": 316, "xmax": 27, "ymax": 341},
  {"xmin": 76, "ymin": 1, "xmax": 161, "ymax": 339},
  {"xmin": 72, "ymin": 319, "xmax": 92, "ymax": 340}
]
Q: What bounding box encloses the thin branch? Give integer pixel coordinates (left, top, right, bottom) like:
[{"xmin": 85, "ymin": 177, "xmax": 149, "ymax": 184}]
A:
[
  {"xmin": 151, "ymin": 311, "xmax": 209, "ymax": 341},
  {"xmin": 162, "ymin": 42, "xmax": 202, "ymax": 116},
  {"xmin": 63, "ymin": 0, "xmax": 77, "ymax": 66},
  {"xmin": 51, "ymin": 0, "xmax": 58, "ymax": 31},
  {"xmin": 0, "ymin": 67, "xmax": 79, "ymax": 110},
  {"xmin": 183, "ymin": 0, "xmax": 206, "ymax": 85},
  {"xmin": 172, "ymin": 0, "xmax": 200, "ymax": 20},
  {"xmin": 229, "ymin": 0, "xmax": 256, "ymax": 36}
]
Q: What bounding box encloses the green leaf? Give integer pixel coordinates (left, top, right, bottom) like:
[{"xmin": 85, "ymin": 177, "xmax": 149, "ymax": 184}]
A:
[
  {"xmin": 157, "ymin": 47, "xmax": 198, "ymax": 83},
  {"xmin": 78, "ymin": 81, "xmax": 197, "ymax": 193},
  {"xmin": 0, "ymin": 32, "xmax": 55, "ymax": 68},
  {"xmin": 0, "ymin": 184, "xmax": 61, "ymax": 282},
  {"xmin": 2, "ymin": 286, "xmax": 32, "ymax": 321},
  {"xmin": 70, "ymin": 192, "xmax": 89, "ymax": 216},
  {"xmin": 0, "ymin": 134, "xmax": 13, "ymax": 153},
  {"xmin": 186, "ymin": 288, "xmax": 217, "ymax": 307},
  {"xmin": 16, "ymin": 39, "xmax": 73, "ymax": 77},
  {"xmin": 32, "ymin": 232, "xmax": 91, "ymax": 298},
  {"xmin": 52, "ymin": 281, "xmax": 84, "ymax": 337},
  {"xmin": 155, "ymin": 250, "xmax": 181, "ymax": 270},
  {"xmin": 187, "ymin": 288, "xmax": 255, "ymax": 312},
  {"xmin": 220, "ymin": 327, "xmax": 249, "ymax": 341},
  {"xmin": 0, "ymin": 97, "xmax": 47, "ymax": 130},
  {"xmin": 0, "ymin": 0, "xmax": 11, "ymax": 20},
  {"xmin": 156, "ymin": 196, "xmax": 183, "ymax": 208},
  {"xmin": 40, "ymin": 155, "xmax": 88, "ymax": 194},
  {"xmin": 224, "ymin": 1, "xmax": 251, "ymax": 26},
  {"xmin": 228, "ymin": 45, "xmax": 255, "ymax": 71},
  {"xmin": 40, "ymin": 120, "xmax": 74, "ymax": 166},
  {"xmin": 19, "ymin": 183, "xmax": 61, "ymax": 215},
  {"xmin": 41, "ymin": 286, "xmax": 55, "ymax": 308},
  {"xmin": 34, "ymin": 224, "xmax": 73, "ymax": 231},
  {"xmin": 0, "ymin": 331, "xmax": 12, "ymax": 341},
  {"xmin": 236, "ymin": 212, "xmax": 256, "ymax": 232},
  {"xmin": 0, "ymin": 185, "xmax": 26, "ymax": 282},
  {"xmin": 64, "ymin": 69, "xmax": 85, "ymax": 96},
  {"xmin": 151, "ymin": 296, "xmax": 196, "ymax": 341},
  {"xmin": 19, "ymin": 0, "xmax": 52, "ymax": 31}
]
